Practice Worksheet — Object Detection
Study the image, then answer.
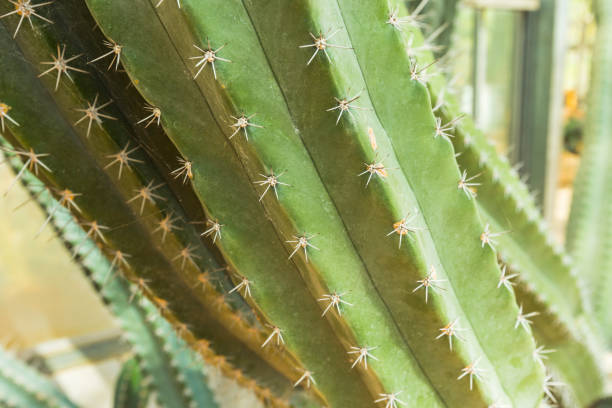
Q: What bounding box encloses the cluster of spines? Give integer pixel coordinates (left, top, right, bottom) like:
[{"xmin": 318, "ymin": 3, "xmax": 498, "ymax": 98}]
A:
[
  {"xmin": 173, "ymin": 2, "xmax": 488, "ymax": 404},
  {"xmin": 426, "ymin": 56, "xmax": 603, "ymax": 401},
  {"xmin": 429, "ymin": 83, "xmax": 587, "ymax": 322},
  {"xmin": 94, "ymin": 1, "xmax": 412, "ymax": 406}
]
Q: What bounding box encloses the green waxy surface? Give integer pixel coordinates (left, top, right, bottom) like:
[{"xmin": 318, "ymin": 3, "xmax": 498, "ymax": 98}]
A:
[
  {"xmin": 414, "ymin": 10, "xmax": 604, "ymax": 403},
  {"xmin": 225, "ymin": 0, "xmax": 492, "ymax": 404},
  {"xmin": 411, "ymin": 4, "xmax": 604, "ymax": 403},
  {"xmin": 141, "ymin": 0, "xmax": 541, "ymax": 405},
  {"xmin": 148, "ymin": 0, "xmax": 479, "ymax": 404},
  {"xmin": 326, "ymin": 1, "xmax": 542, "ymax": 406},
  {"xmin": 451, "ymin": 116, "xmax": 582, "ymax": 326}
]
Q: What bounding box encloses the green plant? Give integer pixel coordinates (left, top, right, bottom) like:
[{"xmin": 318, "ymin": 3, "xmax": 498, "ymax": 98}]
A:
[{"xmin": 0, "ymin": 0, "xmax": 603, "ymax": 407}]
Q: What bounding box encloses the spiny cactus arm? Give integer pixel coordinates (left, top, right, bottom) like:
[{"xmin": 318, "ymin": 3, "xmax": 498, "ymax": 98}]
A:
[
  {"xmin": 567, "ymin": 0, "xmax": 612, "ymax": 345},
  {"xmin": 419, "ymin": 15, "xmax": 586, "ymax": 331},
  {"xmin": 91, "ymin": 0, "xmax": 548, "ymax": 404},
  {"xmin": 0, "ymin": 347, "xmax": 78, "ymax": 408},
  {"xmin": 416, "ymin": 32, "xmax": 605, "ymax": 405},
  {"xmin": 450, "ymin": 115, "xmax": 583, "ymax": 325},
  {"xmin": 60, "ymin": 212, "xmax": 206, "ymax": 408},
  {"xmin": 441, "ymin": 72, "xmax": 604, "ymax": 408},
  {"xmin": 0, "ymin": 20, "xmax": 296, "ymax": 403},
  {"xmin": 80, "ymin": 0, "xmax": 433, "ymax": 406},
  {"xmin": 11, "ymin": 144, "xmax": 280, "ymax": 408},
  {"xmin": 80, "ymin": 0, "xmax": 544, "ymax": 405},
  {"xmin": 513, "ymin": 282, "xmax": 604, "ymax": 406},
  {"xmin": 113, "ymin": 358, "xmax": 150, "ymax": 408},
  {"xmin": 425, "ymin": 43, "xmax": 605, "ymax": 408},
  {"xmin": 4, "ymin": 0, "xmax": 380, "ymax": 401}
]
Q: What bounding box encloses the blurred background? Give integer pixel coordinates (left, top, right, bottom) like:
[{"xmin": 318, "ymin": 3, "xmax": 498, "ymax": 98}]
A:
[{"xmin": 0, "ymin": 0, "xmax": 603, "ymax": 406}]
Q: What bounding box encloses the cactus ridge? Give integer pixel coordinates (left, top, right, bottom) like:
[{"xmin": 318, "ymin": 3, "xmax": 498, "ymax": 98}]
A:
[
  {"xmin": 3, "ymin": 142, "xmax": 281, "ymax": 408},
  {"xmin": 85, "ymin": 0, "xmax": 540, "ymax": 404}
]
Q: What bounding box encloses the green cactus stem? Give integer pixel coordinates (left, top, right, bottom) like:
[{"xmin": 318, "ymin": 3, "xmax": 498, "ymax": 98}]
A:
[{"xmin": 1, "ymin": 0, "xmax": 603, "ymax": 406}]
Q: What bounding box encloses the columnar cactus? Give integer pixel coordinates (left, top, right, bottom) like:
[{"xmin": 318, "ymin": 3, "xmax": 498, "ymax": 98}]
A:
[{"xmin": 0, "ymin": 0, "xmax": 602, "ymax": 407}]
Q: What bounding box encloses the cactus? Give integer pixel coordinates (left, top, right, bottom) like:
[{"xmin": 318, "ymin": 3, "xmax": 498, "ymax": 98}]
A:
[
  {"xmin": 0, "ymin": 0, "xmax": 603, "ymax": 407},
  {"xmin": 567, "ymin": 0, "xmax": 612, "ymax": 348}
]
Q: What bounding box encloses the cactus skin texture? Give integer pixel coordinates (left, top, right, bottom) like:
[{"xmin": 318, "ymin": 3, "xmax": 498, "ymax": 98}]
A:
[
  {"xmin": 0, "ymin": 0, "xmax": 601, "ymax": 406},
  {"xmin": 414, "ymin": 24, "xmax": 605, "ymax": 408},
  {"xmin": 0, "ymin": 2, "xmax": 301, "ymax": 404},
  {"xmin": 567, "ymin": 0, "xmax": 612, "ymax": 352}
]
